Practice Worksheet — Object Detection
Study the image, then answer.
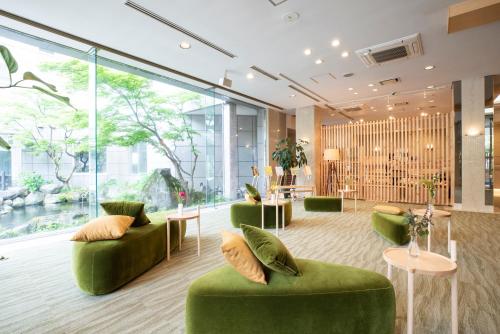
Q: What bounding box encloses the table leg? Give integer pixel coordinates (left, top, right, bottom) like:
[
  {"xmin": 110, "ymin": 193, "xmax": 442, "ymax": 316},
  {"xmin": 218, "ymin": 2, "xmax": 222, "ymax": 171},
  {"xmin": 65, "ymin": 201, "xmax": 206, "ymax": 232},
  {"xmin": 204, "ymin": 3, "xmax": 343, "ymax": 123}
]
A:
[
  {"xmin": 166, "ymin": 220, "xmax": 171, "ymax": 261},
  {"xmin": 387, "ymin": 263, "xmax": 392, "ymax": 280},
  {"xmin": 282, "ymin": 203, "xmax": 285, "ymax": 231},
  {"xmin": 261, "ymin": 202, "xmax": 264, "ymax": 230},
  {"xmin": 341, "ymin": 192, "xmax": 344, "ymax": 212},
  {"xmin": 448, "ymin": 218, "xmax": 451, "ymax": 254},
  {"xmin": 178, "ymin": 220, "xmax": 182, "ymax": 251},
  {"xmin": 428, "ymin": 222, "xmax": 432, "ymax": 252},
  {"xmin": 451, "ymin": 272, "xmax": 458, "ymax": 334},
  {"xmin": 197, "ymin": 216, "xmax": 201, "ymax": 257},
  {"xmin": 275, "ymin": 201, "xmax": 279, "ymax": 236},
  {"xmin": 354, "ymin": 193, "xmax": 357, "ymax": 213},
  {"xmin": 407, "ymin": 271, "xmax": 414, "ymax": 334}
]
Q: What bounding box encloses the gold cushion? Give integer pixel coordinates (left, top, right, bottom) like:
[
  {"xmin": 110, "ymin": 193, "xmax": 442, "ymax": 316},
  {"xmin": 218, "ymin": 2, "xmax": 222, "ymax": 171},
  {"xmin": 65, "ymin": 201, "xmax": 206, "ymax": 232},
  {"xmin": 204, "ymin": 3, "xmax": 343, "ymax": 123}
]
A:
[
  {"xmin": 220, "ymin": 231, "xmax": 267, "ymax": 285},
  {"xmin": 373, "ymin": 205, "xmax": 404, "ymax": 215},
  {"xmin": 70, "ymin": 215, "xmax": 135, "ymax": 242},
  {"xmin": 244, "ymin": 193, "xmax": 258, "ymax": 204}
]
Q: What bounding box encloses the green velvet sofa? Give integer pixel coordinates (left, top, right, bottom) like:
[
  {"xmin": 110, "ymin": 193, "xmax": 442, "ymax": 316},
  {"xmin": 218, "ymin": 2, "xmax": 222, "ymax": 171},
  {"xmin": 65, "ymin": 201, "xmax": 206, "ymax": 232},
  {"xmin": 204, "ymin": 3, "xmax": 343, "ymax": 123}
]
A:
[
  {"xmin": 371, "ymin": 211, "xmax": 410, "ymax": 245},
  {"xmin": 186, "ymin": 259, "xmax": 395, "ymax": 334},
  {"xmin": 230, "ymin": 201, "xmax": 292, "ymax": 229},
  {"xmin": 72, "ymin": 211, "xmax": 186, "ymax": 295},
  {"xmin": 304, "ymin": 196, "xmax": 342, "ymax": 212}
]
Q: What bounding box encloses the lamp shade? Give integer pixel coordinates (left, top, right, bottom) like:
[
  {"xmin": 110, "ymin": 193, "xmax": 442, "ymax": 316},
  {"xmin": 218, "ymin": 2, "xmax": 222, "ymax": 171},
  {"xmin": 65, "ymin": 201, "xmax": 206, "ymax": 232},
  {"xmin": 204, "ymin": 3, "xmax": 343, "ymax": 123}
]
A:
[{"xmin": 324, "ymin": 148, "xmax": 340, "ymax": 161}]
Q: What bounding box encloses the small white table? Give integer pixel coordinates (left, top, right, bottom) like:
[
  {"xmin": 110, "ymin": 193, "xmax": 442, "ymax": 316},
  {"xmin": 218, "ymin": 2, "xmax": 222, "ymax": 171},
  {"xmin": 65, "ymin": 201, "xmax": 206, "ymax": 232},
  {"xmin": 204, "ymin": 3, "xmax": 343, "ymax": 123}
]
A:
[
  {"xmin": 166, "ymin": 207, "xmax": 200, "ymax": 261},
  {"xmin": 413, "ymin": 208, "xmax": 452, "ymax": 253},
  {"xmin": 261, "ymin": 199, "xmax": 287, "ymax": 236},
  {"xmin": 338, "ymin": 189, "xmax": 357, "ymax": 213},
  {"xmin": 383, "ymin": 247, "xmax": 458, "ymax": 334}
]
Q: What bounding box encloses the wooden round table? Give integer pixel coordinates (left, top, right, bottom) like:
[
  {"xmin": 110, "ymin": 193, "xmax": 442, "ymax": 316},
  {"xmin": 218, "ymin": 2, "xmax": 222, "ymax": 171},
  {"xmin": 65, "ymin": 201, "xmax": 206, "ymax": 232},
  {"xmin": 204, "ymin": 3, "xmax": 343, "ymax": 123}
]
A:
[
  {"xmin": 166, "ymin": 206, "xmax": 200, "ymax": 261},
  {"xmin": 261, "ymin": 199, "xmax": 287, "ymax": 236},
  {"xmin": 383, "ymin": 247, "xmax": 458, "ymax": 334},
  {"xmin": 413, "ymin": 208, "xmax": 452, "ymax": 253},
  {"xmin": 337, "ymin": 189, "xmax": 357, "ymax": 213}
]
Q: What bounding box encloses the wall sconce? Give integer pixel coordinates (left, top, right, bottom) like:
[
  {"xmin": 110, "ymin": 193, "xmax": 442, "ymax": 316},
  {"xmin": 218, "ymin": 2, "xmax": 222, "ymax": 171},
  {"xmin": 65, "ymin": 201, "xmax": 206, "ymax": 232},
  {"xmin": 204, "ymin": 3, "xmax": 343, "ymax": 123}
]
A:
[
  {"xmin": 425, "ymin": 143, "xmax": 434, "ymax": 150},
  {"xmin": 466, "ymin": 128, "xmax": 482, "ymax": 137},
  {"xmin": 374, "ymin": 146, "xmax": 381, "ymax": 152}
]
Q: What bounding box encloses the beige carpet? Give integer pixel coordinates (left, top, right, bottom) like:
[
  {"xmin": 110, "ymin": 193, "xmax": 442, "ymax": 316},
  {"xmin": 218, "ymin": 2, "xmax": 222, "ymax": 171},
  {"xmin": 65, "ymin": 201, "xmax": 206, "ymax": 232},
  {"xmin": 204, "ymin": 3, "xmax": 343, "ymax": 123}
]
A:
[{"xmin": 0, "ymin": 201, "xmax": 499, "ymax": 334}]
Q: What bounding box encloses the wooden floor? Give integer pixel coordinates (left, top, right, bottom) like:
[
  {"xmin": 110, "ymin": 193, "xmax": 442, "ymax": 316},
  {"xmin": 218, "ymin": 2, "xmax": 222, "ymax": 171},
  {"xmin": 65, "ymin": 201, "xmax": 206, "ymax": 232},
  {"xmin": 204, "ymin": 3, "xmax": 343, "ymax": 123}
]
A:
[{"xmin": 0, "ymin": 201, "xmax": 499, "ymax": 334}]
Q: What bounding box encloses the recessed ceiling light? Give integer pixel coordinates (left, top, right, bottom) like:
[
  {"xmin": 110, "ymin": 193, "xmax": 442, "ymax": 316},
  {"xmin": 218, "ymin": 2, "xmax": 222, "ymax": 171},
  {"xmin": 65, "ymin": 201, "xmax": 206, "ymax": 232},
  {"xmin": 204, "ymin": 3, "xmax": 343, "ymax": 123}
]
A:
[
  {"xmin": 331, "ymin": 39, "xmax": 340, "ymax": 47},
  {"xmin": 372, "ymin": 88, "xmax": 378, "ymax": 92},
  {"xmin": 246, "ymin": 72, "xmax": 254, "ymax": 79},
  {"xmin": 179, "ymin": 41, "xmax": 191, "ymax": 49},
  {"xmin": 359, "ymin": 119, "xmax": 364, "ymax": 123},
  {"xmin": 370, "ymin": 106, "xmax": 375, "ymax": 109},
  {"xmin": 427, "ymin": 85, "xmax": 435, "ymax": 89},
  {"xmin": 354, "ymin": 92, "xmax": 358, "ymax": 95},
  {"xmin": 421, "ymin": 112, "xmax": 428, "ymax": 117},
  {"xmin": 388, "ymin": 106, "xmax": 393, "ymax": 111},
  {"xmin": 386, "ymin": 104, "xmax": 391, "ymax": 108},
  {"xmin": 425, "ymin": 65, "xmax": 435, "ymax": 70},
  {"xmin": 368, "ymin": 83, "xmax": 374, "ymax": 87},
  {"xmin": 388, "ymin": 115, "xmax": 395, "ymax": 120},
  {"xmin": 341, "ymin": 51, "xmax": 349, "ymax": 58},
  {"xmin": 428, "ymin": 99, "xmax": 435, "ymax": 103},
  {"xmin": 348, "ymin": 87, "xmax": 354, "ymax": 91},
  {"xmin": 349, "ymin": 120, "xmax": 353, "ymax": 124},
  {"xmin": 437, "ymin": 112, "xmax": 441, "ymax": 115},
  {"xmin": 315, "ymin": 59, "xmax": 323, "ymax": 65},
  {"xmin": 304, "ymin": 48, "xmax": 312, "ymax": 56},
  {"xmin": 289, "ymin": 94, "xmax": 296, "ymax": 98}
]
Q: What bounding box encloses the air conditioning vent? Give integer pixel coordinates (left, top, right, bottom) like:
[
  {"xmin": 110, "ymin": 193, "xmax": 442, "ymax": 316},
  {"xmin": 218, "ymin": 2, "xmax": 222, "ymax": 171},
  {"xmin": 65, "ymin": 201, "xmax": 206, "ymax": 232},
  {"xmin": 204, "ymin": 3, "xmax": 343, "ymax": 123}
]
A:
[
  {"xmin": 250, "ymin": 66, "xmax": 279, "ymax": 81},
  {"xmin": 394, "ymin": 101, "xmax": 409, "ymax": 107},
  {"xmin": 268, "ymin": 0, "xmax": 288, "ymax": 6},
  {"xmin": 356, "ymin": 33, "xmax": 423, "ymax": 67},
  {"xmin": 343, "ymin": 106, "xmax": 363, "ymax": 112},
  {"xmin": 379, "ymin": 77, "xmax": 401, "ymax": 86}
]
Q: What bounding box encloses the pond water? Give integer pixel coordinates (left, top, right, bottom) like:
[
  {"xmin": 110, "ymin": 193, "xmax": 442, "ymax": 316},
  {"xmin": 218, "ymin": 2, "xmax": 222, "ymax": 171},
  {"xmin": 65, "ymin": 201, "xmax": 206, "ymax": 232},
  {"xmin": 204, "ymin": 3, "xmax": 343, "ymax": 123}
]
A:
[{"xmin": 0, "ymin": 202, "xmax": 89, "ymax": 229}]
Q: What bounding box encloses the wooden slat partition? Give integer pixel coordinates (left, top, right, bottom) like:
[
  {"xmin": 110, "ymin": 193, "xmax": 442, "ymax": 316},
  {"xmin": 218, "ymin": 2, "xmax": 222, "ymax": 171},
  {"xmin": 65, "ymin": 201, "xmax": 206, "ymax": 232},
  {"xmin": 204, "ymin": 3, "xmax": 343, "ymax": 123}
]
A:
[{"xmin": 320, "ymin": 113, "xmax": 454, "ymax": 205}]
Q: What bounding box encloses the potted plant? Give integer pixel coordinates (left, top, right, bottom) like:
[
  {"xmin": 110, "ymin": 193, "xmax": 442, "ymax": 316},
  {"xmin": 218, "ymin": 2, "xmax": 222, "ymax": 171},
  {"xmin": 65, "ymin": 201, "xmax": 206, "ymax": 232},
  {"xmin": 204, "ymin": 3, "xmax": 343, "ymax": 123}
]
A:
[
  {"xmin": 271, "ymin": 138, "xmax": 308, "ymax": 182},
  {"xmin": 406, "ymin": 209, "xmax": 433, "ymax": 257},
  {"xmin": 420, "ymin": 174, "xmax": 439, "ymax": 212},
  {"xmin": 175, "ymin": 190, "xmax": 187, "ymax": 215}
]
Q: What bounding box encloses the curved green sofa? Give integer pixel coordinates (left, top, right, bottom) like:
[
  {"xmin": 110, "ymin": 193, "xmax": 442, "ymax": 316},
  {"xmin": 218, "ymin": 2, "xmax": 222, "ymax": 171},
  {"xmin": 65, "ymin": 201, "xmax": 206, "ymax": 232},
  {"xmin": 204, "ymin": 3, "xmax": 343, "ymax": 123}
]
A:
[
  {"xmin": 186, "ymin": 259, "xmax": 395, "ymax": 334},
  {"xmin": 371, "ymin": 211, "xmax": 410, "ymax": 245},
  {"xmin": 230, "ymin": 201, "xmax": 292, "ymax": 229},
  {"xmin": 304, "ymin": 196, "xmax": 342, "ymax": 212},
  {"xmin": 72, "ymin": 211, "xmax": 186, "ymax": 295}
]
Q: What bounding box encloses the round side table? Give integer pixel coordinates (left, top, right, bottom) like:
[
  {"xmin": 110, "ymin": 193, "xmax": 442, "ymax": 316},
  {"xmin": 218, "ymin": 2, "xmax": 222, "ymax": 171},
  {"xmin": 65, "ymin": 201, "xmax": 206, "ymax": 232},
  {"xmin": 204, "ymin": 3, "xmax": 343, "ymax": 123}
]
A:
[
  {"xmin": 383, "ymin": 247, "xmax": 458, "ymax": 334},
  {"xmin": 413, "ymin": 208, "xmax": 452, "ymax": 253},
  {"xmin": 166, "ymin": 206, "xmax": 200, "ymax": 261},
  {"xmin": 337, "ymin": 189, "xmax": 357, "ymax": 213},
  {"xmin": 261, "ymin": 199, "xmax": 287, "ymax": 236}
]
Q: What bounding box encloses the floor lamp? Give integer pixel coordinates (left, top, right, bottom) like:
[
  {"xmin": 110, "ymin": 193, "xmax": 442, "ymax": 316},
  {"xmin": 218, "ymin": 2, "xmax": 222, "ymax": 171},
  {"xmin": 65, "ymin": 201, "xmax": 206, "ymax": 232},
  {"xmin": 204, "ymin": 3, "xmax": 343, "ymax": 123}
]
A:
[{"xmin": 324, "ymin": 148, "xmax": 340, "ymax": 195}]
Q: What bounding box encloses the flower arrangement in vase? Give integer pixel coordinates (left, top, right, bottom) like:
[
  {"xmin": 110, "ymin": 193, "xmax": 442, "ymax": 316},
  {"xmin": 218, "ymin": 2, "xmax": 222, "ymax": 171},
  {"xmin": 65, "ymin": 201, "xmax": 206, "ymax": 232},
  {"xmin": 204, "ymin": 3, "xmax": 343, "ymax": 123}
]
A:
[
  {"xmin": 420, "ymin": 174, "xmax": 439, "ymax": 213},
  {"xmin": 176, "ymin": 191, "xmax": 186, "ymax": 215},
  {"xmin": 406, "ymin": 208, "xmax": 433, "ymax": 257},
  {"xmin": 344, "ymin": 176, "xmax": 353, "ymax": 191}
]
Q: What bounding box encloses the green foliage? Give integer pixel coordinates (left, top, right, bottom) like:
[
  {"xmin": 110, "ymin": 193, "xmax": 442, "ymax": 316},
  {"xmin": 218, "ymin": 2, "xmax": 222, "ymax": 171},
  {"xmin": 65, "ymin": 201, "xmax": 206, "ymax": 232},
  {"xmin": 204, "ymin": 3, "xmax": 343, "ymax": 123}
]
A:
[
  {"xmin": 0, "ymin": 45, "xmax": 73, "ymax": 108},
  {"xmin": 419, "ymin": 174, "xmax": 439, "ymax": 202},
  {"xmin": 271, "ymin": 138, "xmax": 308, "ymax": 171},
  {"xmin": 406, "ymin": 209, "xmax": 433, "ymax": 238},
  {"xmin": 21, "ymin": 172, "xmax": 46, "ymax": 192}
]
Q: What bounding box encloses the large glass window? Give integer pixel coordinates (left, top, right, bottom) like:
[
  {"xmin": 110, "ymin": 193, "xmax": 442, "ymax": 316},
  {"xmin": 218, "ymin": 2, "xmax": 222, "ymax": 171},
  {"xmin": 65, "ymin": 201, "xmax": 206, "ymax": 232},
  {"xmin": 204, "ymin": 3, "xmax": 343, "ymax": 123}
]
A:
[{"xmin": 0, "ymin": 26, "xmax": 267, "ymax": 241}]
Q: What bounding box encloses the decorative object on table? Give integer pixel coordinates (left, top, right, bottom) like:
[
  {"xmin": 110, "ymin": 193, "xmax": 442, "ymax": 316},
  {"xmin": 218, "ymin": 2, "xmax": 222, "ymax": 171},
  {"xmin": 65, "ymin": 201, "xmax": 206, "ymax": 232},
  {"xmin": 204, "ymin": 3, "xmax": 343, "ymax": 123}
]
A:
[
  {"xmin": 245, "ymin": 183, "xmax": 262, "ymax": 203},
  {"xmin": 406, "ymin": 208, "xmax": 433, "ymax": 257},
  {"xmin": 271, "ymin": 138, "xmax": 308, "ymax": 188},
  {"xmin": 344, "ymin": 175, "xmax": 353, "ymax": 191},
  {"xmin": 420, "ymin": 174, "xmax": 439, "ymax": 213},
  {"xmin": 323, "ymin": 148, "xmax": 340, "ymax": 195},
  {"xmin": 269, "ymin": 180, "xmax": 278, "ymax": 202},
  {"xmin": 174, "ymin": 187, "xmax": 187, "ymax": 215}
]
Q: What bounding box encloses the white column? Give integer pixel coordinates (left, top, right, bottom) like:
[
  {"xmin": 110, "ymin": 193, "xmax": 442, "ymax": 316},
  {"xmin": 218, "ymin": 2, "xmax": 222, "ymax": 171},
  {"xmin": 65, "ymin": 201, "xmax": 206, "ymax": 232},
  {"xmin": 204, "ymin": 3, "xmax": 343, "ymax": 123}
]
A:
[{"xmin": 223, "ymin": 103, "xmax": 238, "ymax": 200}]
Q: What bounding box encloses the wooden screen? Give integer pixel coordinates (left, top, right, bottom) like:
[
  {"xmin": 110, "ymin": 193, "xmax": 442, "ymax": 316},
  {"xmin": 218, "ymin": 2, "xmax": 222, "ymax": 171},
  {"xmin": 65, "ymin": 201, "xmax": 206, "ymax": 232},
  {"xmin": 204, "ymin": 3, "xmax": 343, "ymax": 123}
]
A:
[{"xmin": 320, "ymin": 113, "xmax": 454, "ymax": 205}]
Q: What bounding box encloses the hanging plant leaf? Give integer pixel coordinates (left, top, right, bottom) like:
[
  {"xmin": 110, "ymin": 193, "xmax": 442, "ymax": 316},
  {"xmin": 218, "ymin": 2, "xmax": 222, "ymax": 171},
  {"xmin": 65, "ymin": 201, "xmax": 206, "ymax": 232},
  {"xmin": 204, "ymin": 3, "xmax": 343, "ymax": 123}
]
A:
[
  {"xmin": 32, "ymin": 85, "xmax": 74, "ymax": 109},
  {"xmin": 0, "ymin": 136, "xmax": 11, "ymax": 150},
  {"xmin": 0, "ymin": 45, "xmax": 18, "ymax": 74},
  {"xmin": 23, "ymin": 71, "xmax": 57, "ymax": 92}
]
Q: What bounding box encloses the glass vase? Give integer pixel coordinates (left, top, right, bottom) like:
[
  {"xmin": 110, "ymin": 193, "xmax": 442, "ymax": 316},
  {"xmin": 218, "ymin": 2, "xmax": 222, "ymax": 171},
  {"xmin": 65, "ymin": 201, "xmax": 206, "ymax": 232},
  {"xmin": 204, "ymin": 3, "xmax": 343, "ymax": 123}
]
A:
[
  {"xmin": 427, "ymin": 202, "xmax": 434, "ymax": 215},
  {"xmin": 408, "ymin": 235, "xmax": 420, "ymax": 257},
  {"xmin": 177, "ymin": 203, "xmax": 183, "ymax": 216}
]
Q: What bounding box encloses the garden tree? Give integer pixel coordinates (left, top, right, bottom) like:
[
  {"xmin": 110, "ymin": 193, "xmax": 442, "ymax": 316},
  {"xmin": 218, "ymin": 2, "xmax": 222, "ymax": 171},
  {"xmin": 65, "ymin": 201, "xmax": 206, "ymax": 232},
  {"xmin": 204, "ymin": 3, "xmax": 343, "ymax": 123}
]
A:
[
  {"xmin": 1, "ymin": 95, "xmax": 88, "ymax": 188},
  {"xmin": 42, "ymin": 60, "xmax": 204, "ymax": 194}
]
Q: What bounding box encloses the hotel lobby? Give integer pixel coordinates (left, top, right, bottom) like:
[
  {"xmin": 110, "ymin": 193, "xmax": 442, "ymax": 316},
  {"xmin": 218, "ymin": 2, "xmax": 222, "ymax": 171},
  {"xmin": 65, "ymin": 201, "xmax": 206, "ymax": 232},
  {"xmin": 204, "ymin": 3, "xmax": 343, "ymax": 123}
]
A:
[{"xmin": 0, "ymin": 1, "xmax": 499, "ymax": 333}]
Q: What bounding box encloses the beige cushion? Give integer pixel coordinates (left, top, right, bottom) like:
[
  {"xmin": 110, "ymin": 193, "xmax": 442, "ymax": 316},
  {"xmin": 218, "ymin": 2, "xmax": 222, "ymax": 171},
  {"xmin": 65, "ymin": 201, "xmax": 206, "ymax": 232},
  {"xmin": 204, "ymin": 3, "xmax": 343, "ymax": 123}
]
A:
[
  {"xmin": 373, "ymin": 205, "xmax": 404, "ymax": 215},
  {"xmin": 220, "ymin": 231, "xmax": 267, "ymax": 285},
  {"xmin": 70, "ymin": 215, "xmax": 135, "ymax": 242}
]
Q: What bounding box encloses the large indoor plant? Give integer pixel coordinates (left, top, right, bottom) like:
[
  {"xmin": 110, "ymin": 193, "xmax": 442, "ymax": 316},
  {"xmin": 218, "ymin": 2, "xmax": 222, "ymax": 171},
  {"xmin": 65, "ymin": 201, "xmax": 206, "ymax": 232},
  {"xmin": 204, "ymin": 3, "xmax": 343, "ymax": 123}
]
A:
[{"xmin": 271, "ymin": 138, "xmax": 308, "ymax": 178}]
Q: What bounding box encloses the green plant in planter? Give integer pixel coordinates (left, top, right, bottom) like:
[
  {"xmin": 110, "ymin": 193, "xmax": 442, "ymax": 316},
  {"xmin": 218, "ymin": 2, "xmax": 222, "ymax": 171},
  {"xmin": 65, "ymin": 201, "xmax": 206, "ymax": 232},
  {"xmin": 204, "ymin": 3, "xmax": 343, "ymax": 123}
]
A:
[
  {"xmin": 21, "ymin": 172, "xmax": 46, "ymax": 193},
  {"xmin": 271, "ymin": 138, "xmax": 308, "ymax": 173}
]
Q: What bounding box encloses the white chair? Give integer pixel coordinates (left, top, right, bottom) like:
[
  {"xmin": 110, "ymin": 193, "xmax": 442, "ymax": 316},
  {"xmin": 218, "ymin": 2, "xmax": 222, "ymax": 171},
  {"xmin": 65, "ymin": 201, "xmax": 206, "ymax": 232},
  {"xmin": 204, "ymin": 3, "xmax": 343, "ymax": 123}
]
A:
[{"xmin": 251, "ymin": 166, "xmax": 259, "ymax": 188}]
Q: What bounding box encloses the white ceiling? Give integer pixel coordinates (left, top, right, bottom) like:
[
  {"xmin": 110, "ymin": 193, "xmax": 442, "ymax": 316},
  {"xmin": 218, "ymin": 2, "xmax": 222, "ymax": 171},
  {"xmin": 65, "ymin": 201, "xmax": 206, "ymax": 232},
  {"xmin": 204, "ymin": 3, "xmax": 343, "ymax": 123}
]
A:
[{"xmin": 1, "ymin": 0, "xmax": 499, "ymax": 114}]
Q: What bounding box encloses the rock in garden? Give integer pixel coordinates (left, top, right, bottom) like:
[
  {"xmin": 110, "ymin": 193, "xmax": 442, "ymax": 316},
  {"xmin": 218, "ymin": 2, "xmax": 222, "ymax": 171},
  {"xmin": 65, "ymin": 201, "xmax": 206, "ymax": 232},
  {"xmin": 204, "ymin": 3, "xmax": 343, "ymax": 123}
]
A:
[
  {"xmin": 41, "ymin": 184, "xmax": 64, "ymax": 194},
  {"xmin": 0, "ymin": 187, "xmax": 28, "ymax": 200},
  {"xmin": 12, "ymin": 197, "xmax": 25, "ymax": 208},
  {"xmin": 4, "ymin": 200, "xmax": 12, "ymax": 206},
  {"xmin": 44, "ymin": 194, "xmax": 64, "ymax": 204},
  {"xmin": 24, "ymin": 191, "xmax": 45, "ymax": 206},
  {"xmin": 1, "ymin": 205, "xmax": 13, "ymax": 214}
]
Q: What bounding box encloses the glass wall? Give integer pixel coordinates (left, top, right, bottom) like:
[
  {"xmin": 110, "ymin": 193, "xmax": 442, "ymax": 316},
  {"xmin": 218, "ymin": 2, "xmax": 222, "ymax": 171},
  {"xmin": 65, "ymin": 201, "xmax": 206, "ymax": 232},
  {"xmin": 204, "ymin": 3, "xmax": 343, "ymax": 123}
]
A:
[{"xmin": 0, "ymin": 26, "xmax": 266, "ymax": 240}]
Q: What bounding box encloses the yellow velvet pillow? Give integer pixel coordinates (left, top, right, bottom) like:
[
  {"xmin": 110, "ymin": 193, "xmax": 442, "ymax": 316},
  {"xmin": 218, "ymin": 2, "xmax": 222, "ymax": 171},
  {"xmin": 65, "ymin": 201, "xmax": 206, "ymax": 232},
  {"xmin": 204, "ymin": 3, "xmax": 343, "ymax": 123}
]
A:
[
  {"xmin": 244, "ymin": 193, "xmax": 258, "ymax": 205},
  {"xmin": 70, "ymin": 215, "xmax": 135, "ymax": 242},
  {"xmin": 221, "ymin": 231, "xmax": 267, "ymax": 285},
  {"xmin": 373, "ymin": 205, "xmax": 404, "ymax": 215}
]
